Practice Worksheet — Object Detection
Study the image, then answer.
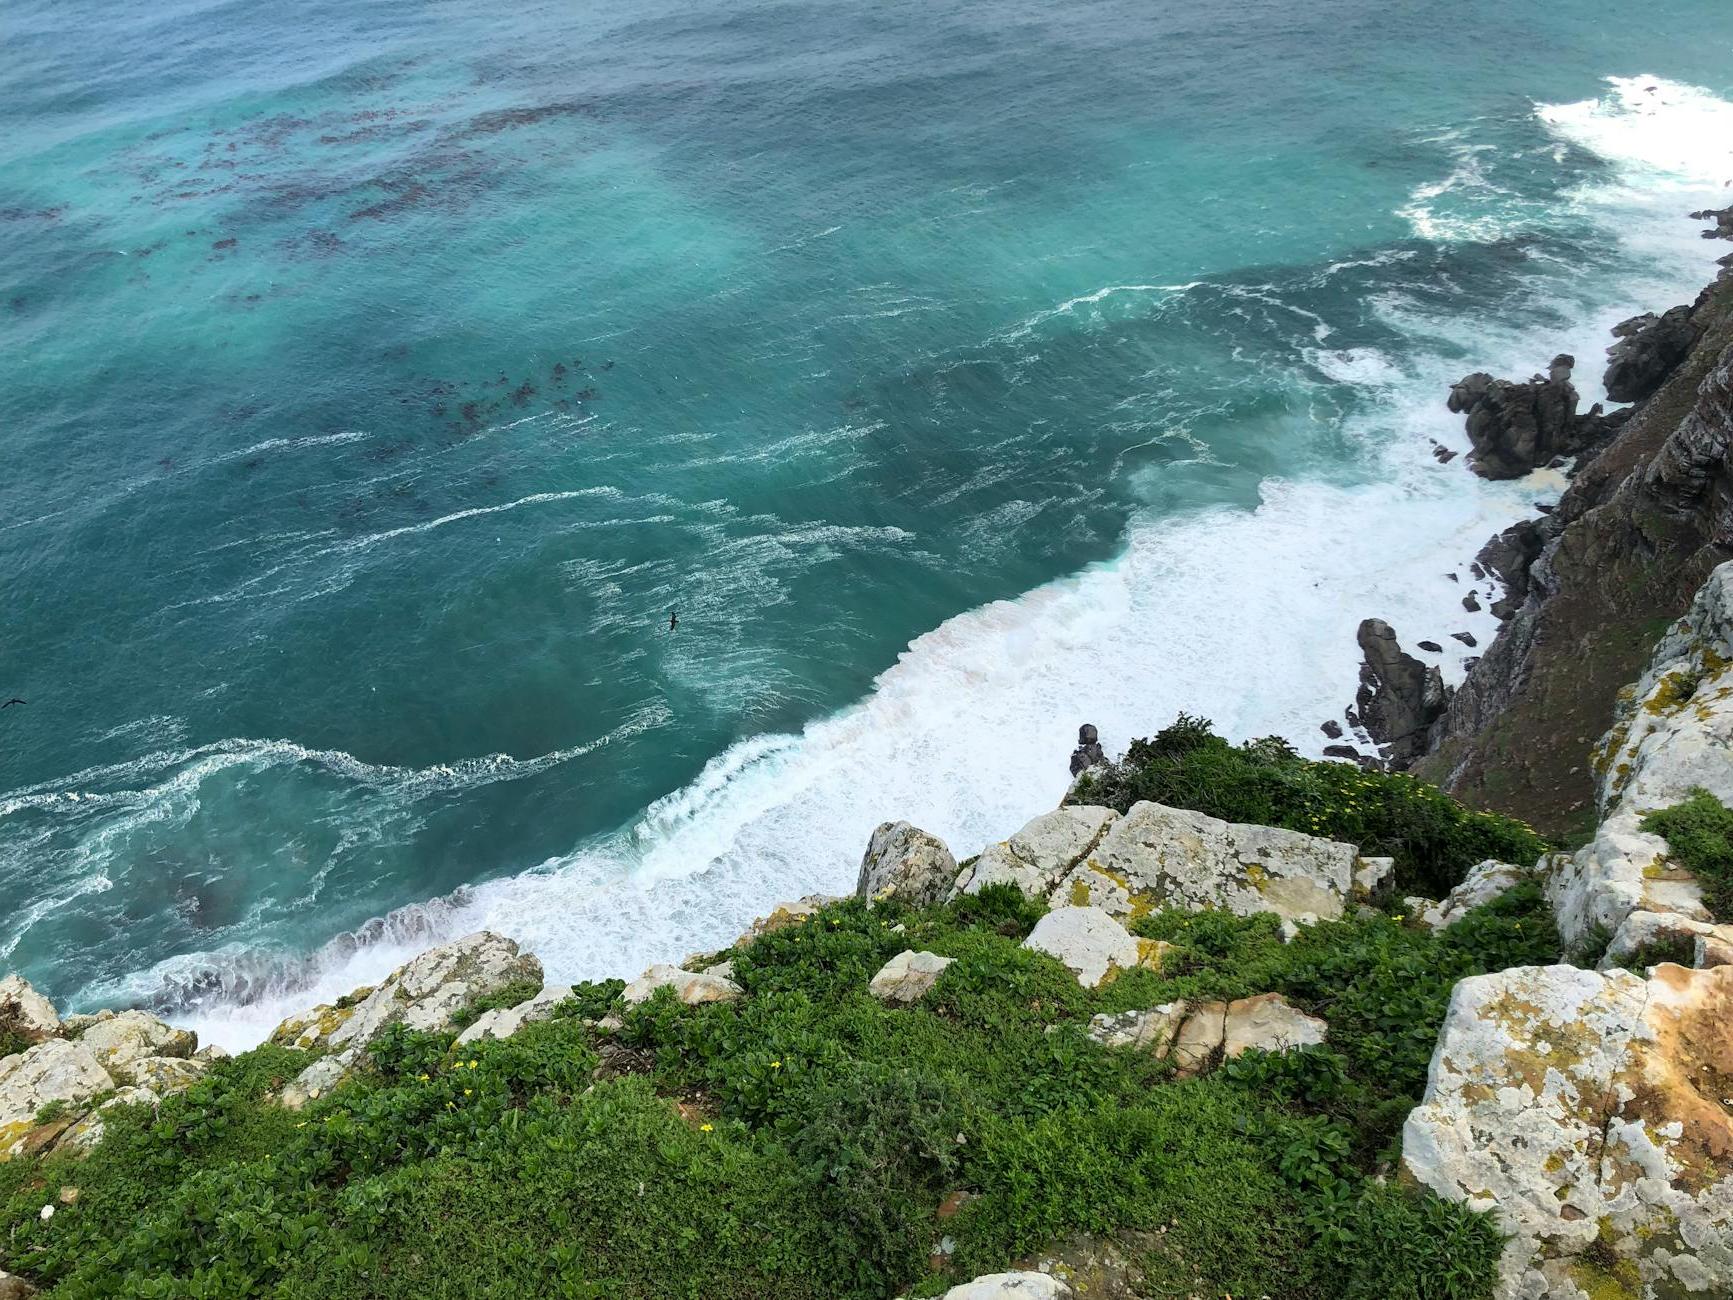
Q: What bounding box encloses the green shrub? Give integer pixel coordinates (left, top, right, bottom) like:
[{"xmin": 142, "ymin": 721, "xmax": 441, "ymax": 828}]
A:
[
  {"xmin": 1640, "ymin": 787, "xmax": 1733, "ymax": 922},
  {"xmin": 448, "ymin": 977, "xmax": 543, "ymax": 1030},
  {"xmin": 1072, "ymin": 714, "xmax": 1548, "ymax": 896}
]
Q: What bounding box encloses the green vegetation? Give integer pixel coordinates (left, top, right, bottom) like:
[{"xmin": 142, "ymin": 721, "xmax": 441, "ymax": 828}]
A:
[
  {"xmin": 447, "ymin": 977, "xmax": 543, "ymax": 1031},
  {"xmin": 1072, "ymin": 714, "xmax": 1549, "ymax": 897},
  {"xmin": 0, "ymin": 879, "xmax": 1558, "ymax": 1300},
  {"xmin": 1640, "ymin": 786, "xmax": 1733, "ymax": 923}
]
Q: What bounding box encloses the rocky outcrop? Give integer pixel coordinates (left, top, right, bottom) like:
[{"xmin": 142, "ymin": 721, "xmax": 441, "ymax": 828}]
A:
[
  {"xmin": 1220, "ymin": 993, "xmax": 1327, "ymax": 1058},
  {"xmin": 868, "ymin": 950, "xmax": 955, "ymax": 1004},
  {"xmin": 1022, "ymin": 907, "xmax": 1164, "ymax": 989},
  {"xmin": 0, "ymin": 1268, "xmax": 38, "ymax": 1299},
  {"xmin": 1543, "ymin": 560, "xmax": 1733, "ymax": 954},
  {"xmin": 1354, "ymin": 618, "xmax": 1448, "ymax": 767},
  {"xmin": 0, "ymin": 976, "xmax": 61, "ymax": 1046},
  {"xmin": 857, "ymin": 822, "xmax": 958, "ymax": 907},
  {"xmin": 1403, "ymin": 962, "xmax": 1733, "ymax": 1299},
  {"xmin": 1068, "ymin": 723, "xmax": 1106, "ymax": 777},
  {"xmin": 1605, "ymin": 305, "xmax": 1702, "ymax": 403},
  {"xmin": 1058, "ymin": 801, "xmax": 1373, "ymax": 925},
  {"xmin": 271, "ymin": 931, "xmax": 541, "ymax": 1104},
  {"xmin": 952, "ymin": 806, "xmax": 1119, "ymax": 900},
  {"xmin": 0, "ymin": 1040, "xmax": 114, "ymax": 1159},
  {"xmin": 1598, "ymin": 909, "xmax": 1733, "ymax": 971},
  {"xmin": 729, "ymin": 895, "xmax": 840, "ymax": 948},
  {"xmin": 78, "ymin": 1009, "xmax": 196, "ymax": 1086},
  {"xmin": 1419, "ymin": 254, "xmax": 1733, "ymax": 835},
  {"xmin": 621, "ymin": 964, "xmax": 743, "ymax": 1007},
  {"xmin": 1446, "ymin": 355, "xmax": 1621, "ymax": 480},
  {"xmin": 1477, "ymin": 519, "xmax": 1550, "ymax": 621}
]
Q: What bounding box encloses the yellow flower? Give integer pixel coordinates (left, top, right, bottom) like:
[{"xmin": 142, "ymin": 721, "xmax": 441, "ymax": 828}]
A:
[
  {"xmin": 295, "ymin": 1122, "xmax": 307, "ymax": 1129},
  {"xmin": 700, "ymin": 1123, "xmax": 714, "ymax": 1132},
  {"xmin": 770, "ymin": 1060, "xmax": 782, "ymax": 1069},
  {"xmin": 417, "ymin": 1073, "xmax": 430, "ymax": 1082},
  {"xmin": 468, "ymin": 1060, "xmax": 479, "ymax": 1070},
  {"xmin": 464, "ymin": 1089, "xmax": 473, "ymax": 1097}
]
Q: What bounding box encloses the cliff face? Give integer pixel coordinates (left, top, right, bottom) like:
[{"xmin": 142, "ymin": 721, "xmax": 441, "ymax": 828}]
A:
[{"xmin": 1417, "ymin": 264, "xmax": 1733, "ymax": 839}]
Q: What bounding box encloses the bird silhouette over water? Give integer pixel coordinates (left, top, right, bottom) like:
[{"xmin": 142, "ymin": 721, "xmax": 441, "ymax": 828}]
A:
[
  {"xmin": 1, "ymin": 699, "xmax": 24, "ymax": 709},
  {"xmin": 668, "ymin": 609, "xmax": 678, "ymax": 633}
]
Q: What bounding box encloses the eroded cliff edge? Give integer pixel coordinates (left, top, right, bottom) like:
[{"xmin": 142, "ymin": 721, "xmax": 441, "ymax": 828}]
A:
[{"xmin": 1417, "ymin": 226, "xmax": 1733, "ymax": 839}]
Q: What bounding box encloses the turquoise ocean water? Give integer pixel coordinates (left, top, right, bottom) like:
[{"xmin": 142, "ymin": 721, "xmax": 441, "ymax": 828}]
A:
[{"xmin": 2, "ymin": 0, "xmax": 1731, "ymax": 1044}]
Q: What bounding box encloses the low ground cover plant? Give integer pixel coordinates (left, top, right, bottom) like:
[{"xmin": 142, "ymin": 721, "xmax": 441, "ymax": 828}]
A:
[
  {"xmin": 0, "ymin": 878, "xmax": 1557, "ymax": 1299},
  {"xmin": 1641, "ymin": 786, "xmax": 1733, "ymax": 922}
]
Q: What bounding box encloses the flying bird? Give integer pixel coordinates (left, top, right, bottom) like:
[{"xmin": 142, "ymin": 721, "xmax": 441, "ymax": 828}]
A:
[{"xmin": 2, "ymin": 699, "xmax": 24, "ymax": 709}]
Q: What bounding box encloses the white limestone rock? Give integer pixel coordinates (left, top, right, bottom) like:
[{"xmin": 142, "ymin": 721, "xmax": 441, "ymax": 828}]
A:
[
  {"xmin": 1078, "ymin": 801, "xmax": 1363, "ymax": 923},
  {"xmin": 281, "ymin": 1054, "xmax": 349, "ymax": 1112},
  {"xmin": 857, "ymin": 822, "xmax": 958, "ymax": 907},
  {"xmin": 953, "ymin": 805, "xmax": 1119, "ymax": 900},
  {"xmin": 272, "ymin": 931, "xmax": 542, "ymax": 1105},
  {"xmin": 0, "ymin": 1040, "xmax": 115, "ymax": 1159},
  {"xmin": 455, "ymin": 983, "xmax": 574, "ymax": 1045},
  {"xmin": 1402, "ymin": 962, "xmax": 1733, "ymax": 1299},
  {"xmin": 1416, "ymin": 859, "xmax": 1530, "ymax": 931},
  {"xmin": 77, "ymin": 1010, "xmax": 196, "ymax": 1084},
  {"xmin": 127, "ymin": 1056, "xmax": 206, "ymax": 1096},
  {"xmin": 941, "ymin": 1272, "xmax": 1072, "ymax": 1300},
  {"xmin": 1599, "ymin": 908, "xmax": 1733, "ymax": 971},
  {"xmin": 1221, "ymin": 993, "xmax": 1327, "ymax": 1058},
  {"xmin": 621, "ymin": 964, "xmax": 743, "ymax": 1007},
  {"xmin": 0, "ymin": 976, "xmax": 61, "ymax": 1045},
  {"xmin": 1021, "ymin": 907, "xmax": 1161, "ymax": 989},
  {"xmin": 1169, "ymin": 1000, "xmax": 1227, "ymax": 1076},
  {"xmin": 868, "ymin": 950, "xmax": 955, "ymax": 1005}
]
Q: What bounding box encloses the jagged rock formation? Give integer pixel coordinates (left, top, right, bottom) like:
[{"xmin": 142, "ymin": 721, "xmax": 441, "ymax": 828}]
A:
[
  {"xmin": 1354, "ymin": 617, "xmax": 1448, "ymax": 766},
  {"xmin": 1446, "ymin": 354, "xmax": 1624, "ymax": 480},
  {"xmin": 1408, "ymin": 859, "xmax": 1529, "ymax": 931},
  {"xmin": 1403, "ymin": 962, "xmax": 1733, "ymax": 1300},
  {"xmin": 1068, "ymin": 722, "xmax": 1106, "ymax": 777},
  {"xmin": 953, "ymin": 805, "xmax": 1118, "ymax": 898},
  {"xmin": 1605, "ymin": 304, "xmax": 1702, "ymax": 403},
  {"xmin": 1419, "ymin": 239, "xmax": 1733, "ymax": 836}
]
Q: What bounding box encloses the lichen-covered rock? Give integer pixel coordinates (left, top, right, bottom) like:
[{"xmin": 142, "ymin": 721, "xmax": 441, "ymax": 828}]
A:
[
  {"xmin": 1021, "ymin": 907, "xmax": 1162, "ymax": 989},
  {"xmin": 857, "ymin": 822, "xmax": 958, "ymax": 907},
  {"xmin": 1559, "ymin": 562, "xmax": 1733, "ymax": 952},
  {"xmin": 455, "ymin": 983, "xmax": 574, "ymax": 1046},
  {"xmin": 57, "ymin": 1086, "xmax": 161, "ymax": 1155},
  {"xmin": 58, "ymin": 1010, "xmax": 113, "ymax": 1035},
  {"xmin": 1221, "ymin": 993, "xmax": 1326, "ymax": 1058},
  {"xmin": 952, "ymin": 806, "xmax": 1118, "ymax": 899},
  {"xmin": 0, "ymin": 1040, "xmax": 114, "ymax": 1159},
  {"xmin": 1416, "ymin": 860, "xmax": 1530, "ymax": 931},
  {"xmin": 127, "ymin": 1056, "xmax": 206, "ymax": 1096},
  {"xmin": 0, "ymin": 1267, "xmax": 38, "ymax": 1299},
  {"xmin": 621, "ymin": 964, "xmax": 743, "ymax": 1007},
  {"xmin": 1402, "ymin": 963, "xmax": 1733, "ymax": 1299},
  {"xmin": 1352, "ymin": 855, "xmax": 1395, "ymax": 901},
  {"xmin": 868, "ymin": 950, "xmax": 955, "ymax": 1005},
  {"xmin": 281, "ymin": 1055, "xmax": 348, "ymax": 1112},
  {"xmin": 0, "ymin": 976, "xmax": 61, "ymax": 1045},
  {"xmin": 1079, "ymin": 801, "xmax": 1361, "ymax": 924},
  {"xmin": 941, "ymin": 1273, "xmax": 1072, "ymax": 1300},
  {"xmin": 1086, "ymin": 1003, "xmax": 1188, "ymax": 1055},
  {"xmin": 77, "ymin": 1010, "xmax": 196, "ymax": 1084},
  {"xmin": 272, "ymin": 931, "xmax": 542, "ymax": 1105}
]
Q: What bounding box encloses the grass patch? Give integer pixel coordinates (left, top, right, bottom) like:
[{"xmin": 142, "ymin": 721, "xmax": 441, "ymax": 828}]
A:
[
  {"xmin": 1640, "ymin": 787, "xmax": 1733, "ymax": 923},
  {"xmin": 0, "ymin": 882, "xmax": 1551, "ymax": 1299},
  {"xmin": 1071, "ymin": 714, "xmax": 1549, "ymax": 896}
]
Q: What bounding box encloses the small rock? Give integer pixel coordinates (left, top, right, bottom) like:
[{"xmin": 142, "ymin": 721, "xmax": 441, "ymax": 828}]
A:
[
  {"xmin": 868, "ymin": 950, "xmax": 955, "ymax": 1004},
  {"xmin": 280, "ymin": 1055, "xmax": 348, "ymax": 1111},
  {"xmin": 78, "ymin": 1011, "xmax": 196, "ymax": 1084},
  {"xmin": 0, "ymin": 1267, "xmax": 40, "ymax": 1299},
  {"xmin": 1461, "ymin": 592, "xmax": 1481, "ymax": 613},
  {"xmin": 455, "ymin": 983, "xmax": 575, "ymax": 1046},
  {"xmin": 1068, "ymin": 722, "xmax": 1107, "ymax": 777},
  {"xmin": 1416, "ymin": 640, "xmax": 1443, "ymax": 653},
  {"xmin": 1320, "ymin": 719, "xmax": 1343, "ymax": 739},
  {"xmin": 1086, "ymin": 1003, "xmax": 1189, "ymax": 1054},
  {"xmin": 1221, "ymin": 993, "xmax": 1327, "ymax": 1058},
  {"xmin": 1022, "ymin": 907, "xmax": 1158, "ymax": 989},
  {"xmin": 621, "ymin": 965, "xmax": 743, "ymax": 1007},
  {"xmin": 1451, "ymin": 631, "xmax": 1478, "ymax": 647}
]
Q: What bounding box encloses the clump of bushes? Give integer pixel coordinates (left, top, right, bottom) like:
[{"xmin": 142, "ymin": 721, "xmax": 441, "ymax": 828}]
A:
[
  {"xmin": 1072, "ymin": 714, "xmax": 1548, "ymax": 896},
  {"xmin": 1641, "ymin": 786, "xmax": 1733, "ymax": 922},
  {"xmin": 0, "ymin": 882, "xmax": 1552, "ymax": 1300}
]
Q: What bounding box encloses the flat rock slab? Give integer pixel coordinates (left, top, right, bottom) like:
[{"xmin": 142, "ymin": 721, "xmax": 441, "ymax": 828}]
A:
[
  {"xmin": 0, "ymin": 1040, "xmax": 114, "ymax": 1159},
  {"xmin": 1221, "ymin": 993, "xmax": 1326, "ymax": 1058},
  {"xmin": 954, "ymin": 806, "xmax": 1119, "ymax": 900},
  {"xmin": 942, "ymin": 1273, "xmax": 1072, "ymax": 1299},
  {"xmin": 622, "ymin": 964, "xmax": 743, "ymax": 1007},
  {"xmin": 456, "ymin": 983, "xmax": 574, "ymax": 1046}
]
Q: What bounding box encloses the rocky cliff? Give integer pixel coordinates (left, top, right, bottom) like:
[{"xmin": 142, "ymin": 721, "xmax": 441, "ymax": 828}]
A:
[{"xmin": 1416, "ymin": 217, "xmax": 1733, "ymax": 838}]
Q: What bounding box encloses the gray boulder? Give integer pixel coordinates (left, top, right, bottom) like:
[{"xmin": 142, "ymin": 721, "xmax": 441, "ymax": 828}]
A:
[
  {"xmin": 1355, "ymin": 618, "xmax": 1447, "ymax": 768},
  {"xmin": 0, "ymin": 976, "xmax": 61, "ymax": 1045},
  {"xmin": 952, "ymin": 805, "xmax": 1119, "ymax": 900},
  {"xmin": 0, "ymin": 1040, "xmax": 114, "ymax": 1158},
  {"xmin": 942, "ymin": 1273, "xmax": 1071, "ymax": 1299},
  {"xmin": 621, "ymin": 965, "xmax": 742, "ymax": 1007},
  {"xmin": 857, "ymin": 822, "xmax": 958, "ymax": 907},
  {"xmin": 1022, "ymin": 907, "xmax": 1161, "ymax": 989},
  {"xmin": 455, "ymin": 983, "xmax": 574, "ymax": 1045},
  {"xmin": 868, "ymin": 950, "xmax": 955, "ymax": 1004},
  {"xmin": 78, "ymin": 1010, "xmax": 196, "ymax": 1085}
]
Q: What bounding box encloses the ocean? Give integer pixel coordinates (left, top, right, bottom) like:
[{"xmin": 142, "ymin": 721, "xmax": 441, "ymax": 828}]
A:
[{"xmin": 2, "ymin": 0, "xmax": 1731, "ymax": 1047}]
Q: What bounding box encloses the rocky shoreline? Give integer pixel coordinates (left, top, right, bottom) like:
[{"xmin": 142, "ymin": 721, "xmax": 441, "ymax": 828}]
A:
[{"xmin": 1336, "ymin": 205, "xmax": 1733, "ymax": 819}]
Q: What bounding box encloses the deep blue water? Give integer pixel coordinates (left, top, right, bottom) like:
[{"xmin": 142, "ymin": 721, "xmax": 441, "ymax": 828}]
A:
[{"xmin": 3, "ymin": 0, "xmax": 1731, "ymax": 1042}]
